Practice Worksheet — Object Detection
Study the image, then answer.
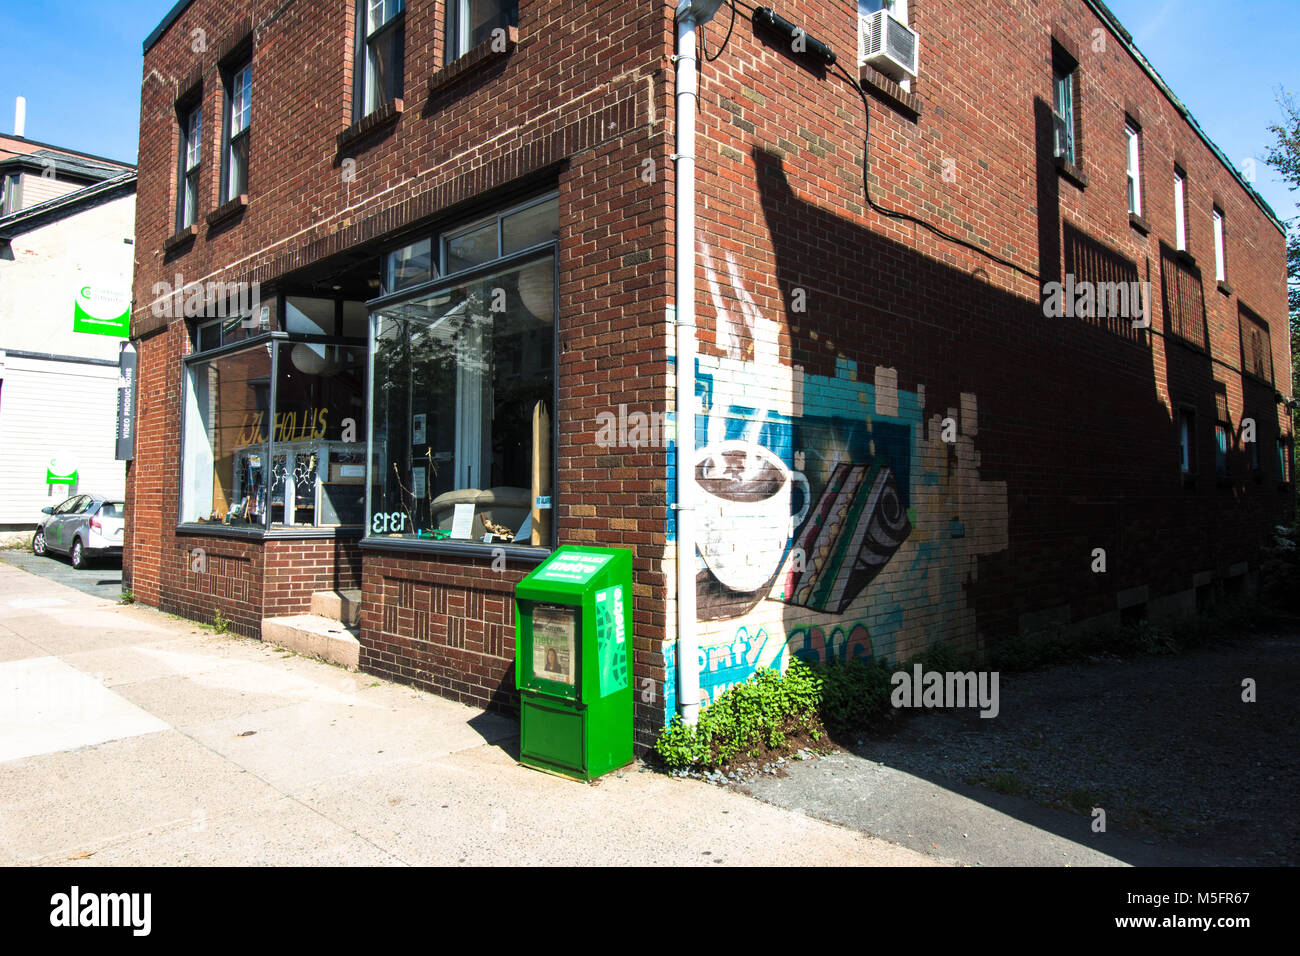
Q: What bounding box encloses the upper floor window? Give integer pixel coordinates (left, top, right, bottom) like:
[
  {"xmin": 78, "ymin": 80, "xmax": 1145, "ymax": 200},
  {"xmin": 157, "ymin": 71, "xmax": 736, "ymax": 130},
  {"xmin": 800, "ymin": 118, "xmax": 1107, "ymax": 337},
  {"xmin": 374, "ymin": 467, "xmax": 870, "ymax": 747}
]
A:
[
  {"xmin": 1173, "ymin": 167, "xmax": 1187, "ymax": 251},
  {"xmin": 358, "ymin": 0, "xmax": 405, "ymax": 117},
  {"xmin": 1052, "ymin": 60, "xmax": 1077, "ymax": 166},
  {"xmin": 446, "ymin": 0, "xmax": 518, "ymax": 63},
  {"xmin": 221, "ymin": 62, "xmax": 251, "ymax": 202},
  {"xmin": 1124, "ymin": 121, "xmax": 1142, "ymax": 216},
  {"xmin": 1, "ymin": 171, "xmax": 23, "ymax": 216},
  {"xmin": 1179, "ymin": 407, "xmax": 1196, "ymax": 476},
  {"xmin": 177, "ymin": 104, "xmax": 201, "ymax": 229},
  {"xmin": 1212, "ymin": 207, "xmax": 1226, "ymax": 282}
]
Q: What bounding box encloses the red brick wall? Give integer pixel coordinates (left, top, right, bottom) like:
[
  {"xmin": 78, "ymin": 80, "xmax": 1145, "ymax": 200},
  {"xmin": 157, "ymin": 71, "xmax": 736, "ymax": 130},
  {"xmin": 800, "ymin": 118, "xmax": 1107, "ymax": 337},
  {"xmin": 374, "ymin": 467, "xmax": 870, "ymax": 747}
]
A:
[{"xmin": 678, "ymin": 0, "xmax": 1290, "ymax": 678}]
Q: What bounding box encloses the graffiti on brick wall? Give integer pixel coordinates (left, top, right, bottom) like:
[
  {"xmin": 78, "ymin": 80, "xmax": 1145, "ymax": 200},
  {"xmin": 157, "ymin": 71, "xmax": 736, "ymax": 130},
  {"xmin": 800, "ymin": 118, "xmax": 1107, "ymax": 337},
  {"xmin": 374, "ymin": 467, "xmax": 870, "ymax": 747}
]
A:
[{"xmin": 663, "ymin": 244, "xmax": 1008, "ymax": 716}]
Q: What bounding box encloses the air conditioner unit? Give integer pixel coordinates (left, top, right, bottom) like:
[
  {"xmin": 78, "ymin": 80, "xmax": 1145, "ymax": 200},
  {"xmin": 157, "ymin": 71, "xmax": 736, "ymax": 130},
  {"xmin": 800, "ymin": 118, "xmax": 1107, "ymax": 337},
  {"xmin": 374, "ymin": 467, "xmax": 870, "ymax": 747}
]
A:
[{"xmin": 858, "ymin": 10, "xmax": 918, "ymax": 83}]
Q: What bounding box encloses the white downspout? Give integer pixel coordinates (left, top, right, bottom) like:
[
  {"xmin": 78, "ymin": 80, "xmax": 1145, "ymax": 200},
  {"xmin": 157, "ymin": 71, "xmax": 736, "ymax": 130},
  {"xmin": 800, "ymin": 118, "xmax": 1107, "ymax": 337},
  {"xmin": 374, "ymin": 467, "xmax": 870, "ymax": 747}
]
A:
[{"xmin": 674, "ymin": 2, "xmax": 708, "ymax": 726}]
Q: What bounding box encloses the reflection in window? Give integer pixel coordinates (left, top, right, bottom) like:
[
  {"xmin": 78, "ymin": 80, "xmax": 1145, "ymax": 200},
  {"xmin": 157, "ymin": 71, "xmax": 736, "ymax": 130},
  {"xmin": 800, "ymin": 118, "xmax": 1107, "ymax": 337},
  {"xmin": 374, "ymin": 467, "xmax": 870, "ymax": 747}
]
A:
[
  {"xmin": 446, "ymin": 0, "xmax": 518, "ymax": 62},
  {"xmin": 443, "ymin": 217, "xmax": 497, "ymax": 274},
  {"xmin": 369, "ymin": 255, "xmax": 554, "ymax": 547},
  {"xmin": 181, "ymin": 347, "xmax": 272, "ymax": 526},
  {"xmin": 386, "ymin": 238, "xmax": 433, "ymax": 293},
  {"xmin": 181, "ymin": 343, "xmax": 367, "ymax": 528},
  {"xmin": 269, "ymin": 342, "xmax": 368, "ymax": 526}
]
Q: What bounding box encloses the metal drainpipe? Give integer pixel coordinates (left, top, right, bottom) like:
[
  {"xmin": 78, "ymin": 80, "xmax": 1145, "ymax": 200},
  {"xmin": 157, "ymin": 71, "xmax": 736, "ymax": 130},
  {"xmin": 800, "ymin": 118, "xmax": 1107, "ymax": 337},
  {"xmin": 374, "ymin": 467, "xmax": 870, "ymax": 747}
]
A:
[{"xmin": 673, "ymin": 3, "xmax": 706, "ymax": 726}]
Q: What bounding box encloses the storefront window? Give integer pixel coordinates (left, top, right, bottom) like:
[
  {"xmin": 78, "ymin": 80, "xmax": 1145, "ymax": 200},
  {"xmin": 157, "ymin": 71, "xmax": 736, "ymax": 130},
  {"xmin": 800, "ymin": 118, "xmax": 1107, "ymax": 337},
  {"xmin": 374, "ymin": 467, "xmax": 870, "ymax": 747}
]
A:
[
  {"xmin": 268, "ymin": 342, "xmax": 368, "ymax": 527},
  {"xmin": 369, "ymin": 252, "xmax": 555, "ymax": 547},
  {"xmin": 181, "ymin": 346, "xmax": 272, "ymax": 526},
  {"xmin": 181, "ymin": 340, "xmax": 367, "ymax": 529}
]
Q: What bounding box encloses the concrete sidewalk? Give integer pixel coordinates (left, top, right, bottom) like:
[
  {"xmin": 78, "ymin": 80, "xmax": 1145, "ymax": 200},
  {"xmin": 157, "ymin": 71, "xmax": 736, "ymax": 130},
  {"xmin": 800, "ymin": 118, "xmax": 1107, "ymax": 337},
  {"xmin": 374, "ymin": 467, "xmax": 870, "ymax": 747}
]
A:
[{"xmin": 0, "ymin": 563, "xmax": 934, "ymax": 867}]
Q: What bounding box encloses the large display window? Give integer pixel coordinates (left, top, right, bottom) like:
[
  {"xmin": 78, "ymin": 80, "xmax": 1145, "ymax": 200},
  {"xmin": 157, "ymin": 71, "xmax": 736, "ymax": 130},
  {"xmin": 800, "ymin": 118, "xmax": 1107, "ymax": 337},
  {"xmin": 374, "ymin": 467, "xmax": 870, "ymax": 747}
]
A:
[
  {"xmin": 367, "ymin": 195, "xmax": 556, "ymax": 549},
  {"xmin": 181, "ymin": 339, "xmax": 367, "ymax": 529}
]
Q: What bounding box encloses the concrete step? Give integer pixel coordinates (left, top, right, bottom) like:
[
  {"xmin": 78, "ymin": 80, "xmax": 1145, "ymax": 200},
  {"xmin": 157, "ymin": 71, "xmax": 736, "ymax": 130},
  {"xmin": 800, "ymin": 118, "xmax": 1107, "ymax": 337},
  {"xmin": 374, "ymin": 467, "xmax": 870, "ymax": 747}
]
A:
[
  {"xmin": 310, "ymin": 588, "xmax": 361, "ymax": 625},
  {"xmin": 261, "ymin": 615, "xmax": 360, "ymax": 671}
]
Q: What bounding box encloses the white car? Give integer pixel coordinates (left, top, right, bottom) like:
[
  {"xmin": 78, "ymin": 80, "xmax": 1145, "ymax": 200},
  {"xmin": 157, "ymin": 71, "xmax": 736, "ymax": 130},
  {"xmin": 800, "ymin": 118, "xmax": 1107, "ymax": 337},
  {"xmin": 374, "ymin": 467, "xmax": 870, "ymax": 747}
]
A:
[{"xmin": 32, "ymin": 494, "xmax": 125, "ymax": 569}]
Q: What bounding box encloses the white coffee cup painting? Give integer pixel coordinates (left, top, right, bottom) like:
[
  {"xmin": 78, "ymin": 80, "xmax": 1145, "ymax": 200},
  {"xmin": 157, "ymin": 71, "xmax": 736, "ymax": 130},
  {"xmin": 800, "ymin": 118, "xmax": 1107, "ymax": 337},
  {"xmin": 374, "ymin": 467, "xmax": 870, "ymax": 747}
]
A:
[{"xmin": 694, "ymin": 439, "xmax": 810, "ymax": 594}]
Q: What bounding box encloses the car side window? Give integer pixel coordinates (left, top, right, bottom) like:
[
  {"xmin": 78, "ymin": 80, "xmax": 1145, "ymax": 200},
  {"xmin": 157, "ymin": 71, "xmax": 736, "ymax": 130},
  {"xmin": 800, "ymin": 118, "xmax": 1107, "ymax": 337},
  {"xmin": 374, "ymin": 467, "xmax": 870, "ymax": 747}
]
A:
[
  {"xmin": 71, "ymin": 496, "xmax": 93, "ymax": 514},
  {"xmin": 53, "ymin": 497, "xmax": 80, "ymax": 515}
]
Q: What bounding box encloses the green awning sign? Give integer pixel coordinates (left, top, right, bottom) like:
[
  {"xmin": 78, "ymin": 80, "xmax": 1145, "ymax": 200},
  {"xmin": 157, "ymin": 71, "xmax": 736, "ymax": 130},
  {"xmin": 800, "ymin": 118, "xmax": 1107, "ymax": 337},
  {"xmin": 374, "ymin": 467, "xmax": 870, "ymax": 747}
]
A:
[{"xmin": 73, "ymin": 285, "xmax": 130, "ymax": 337}]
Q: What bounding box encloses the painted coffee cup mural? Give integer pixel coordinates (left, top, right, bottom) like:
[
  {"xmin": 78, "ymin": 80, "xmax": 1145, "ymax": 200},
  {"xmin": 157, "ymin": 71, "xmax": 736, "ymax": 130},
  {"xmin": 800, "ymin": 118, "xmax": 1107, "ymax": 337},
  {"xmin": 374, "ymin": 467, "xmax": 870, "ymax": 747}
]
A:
[
  {"xmin": 694, "ymin": 439, "xmax": 810, "ymax": 597},
  {"xmin": 661, "ymin": 243, "xmax": 1009, "ymax": 716}
]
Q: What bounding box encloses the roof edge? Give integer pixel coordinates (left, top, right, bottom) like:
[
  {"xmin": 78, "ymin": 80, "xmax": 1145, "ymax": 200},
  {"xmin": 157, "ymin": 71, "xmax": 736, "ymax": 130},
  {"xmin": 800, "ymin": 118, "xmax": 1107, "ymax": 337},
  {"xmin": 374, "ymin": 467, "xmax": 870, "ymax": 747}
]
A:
[
  {"xmin": 1083, "ymin": 0, "xmax": 1286, "ymax": 235},
  {"xmin": 143, "ymin": 0, "xmax": 197, "ymax": 55},
  {"xmin": 0, "ymin": 172, "xmax": 137, "ymax": 238}
]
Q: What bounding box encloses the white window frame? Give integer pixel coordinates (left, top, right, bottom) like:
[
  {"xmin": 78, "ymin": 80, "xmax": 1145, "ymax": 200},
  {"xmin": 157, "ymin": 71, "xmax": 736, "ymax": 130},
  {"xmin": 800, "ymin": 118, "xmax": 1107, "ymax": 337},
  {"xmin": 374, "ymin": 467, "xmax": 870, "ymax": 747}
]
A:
[
  {"xmin": 361, "ymin": 0, "xmax": 405, "ymax": 116},
  {"xmin": 1173, "ymin": 169, "xmax": 1187, "ymax": 251},
  {"xmin": 1125, "ymin": 122, "xmax": 1142, "ymax": 216},
  {"xmin": 222, "ymin": 62, "xmax": 251, "ymax": 203},
  {"xmin": 1213, "ymin": 207, "xmax": 1226, "ymax": 282},
  {"xmin": 179, "ymin": 105, "xmax": 201, "ymax": 228}
]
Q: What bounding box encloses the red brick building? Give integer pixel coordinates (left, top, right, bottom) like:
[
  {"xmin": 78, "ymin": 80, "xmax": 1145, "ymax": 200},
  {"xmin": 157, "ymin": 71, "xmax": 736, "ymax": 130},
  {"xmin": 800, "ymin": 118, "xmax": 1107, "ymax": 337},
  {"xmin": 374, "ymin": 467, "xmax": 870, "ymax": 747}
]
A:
[{"xmin": 127, "ymin": 0, "xmax": 1291, "ymax": 744}]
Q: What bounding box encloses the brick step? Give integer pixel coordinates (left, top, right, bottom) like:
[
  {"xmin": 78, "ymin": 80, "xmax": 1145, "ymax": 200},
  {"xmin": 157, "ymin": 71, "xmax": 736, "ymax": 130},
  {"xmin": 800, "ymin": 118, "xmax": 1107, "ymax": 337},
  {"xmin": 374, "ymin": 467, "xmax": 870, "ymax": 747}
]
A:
[
  {"xmin": 261, "ymin": 615, "xmax": 360, "ymax": 671},
  {"xmin": 309, "ymin": 588, "xmax": 361, "ymax": 625}
]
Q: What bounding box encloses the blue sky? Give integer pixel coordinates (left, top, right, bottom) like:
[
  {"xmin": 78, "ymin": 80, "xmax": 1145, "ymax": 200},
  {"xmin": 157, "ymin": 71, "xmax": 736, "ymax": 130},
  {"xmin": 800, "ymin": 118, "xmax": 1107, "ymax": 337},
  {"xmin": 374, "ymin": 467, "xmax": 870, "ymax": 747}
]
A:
[{"xmin": 0, "ymin": 0, "xmax": 1297, "ymax": 224}]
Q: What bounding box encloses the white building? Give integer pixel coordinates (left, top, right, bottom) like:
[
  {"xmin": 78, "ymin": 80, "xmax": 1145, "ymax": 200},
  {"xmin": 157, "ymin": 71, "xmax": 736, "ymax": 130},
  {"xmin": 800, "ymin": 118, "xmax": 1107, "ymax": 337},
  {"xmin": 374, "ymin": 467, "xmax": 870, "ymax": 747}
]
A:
[{"xmin": 0, "ymin": 134, "xmax": 136, "ymax": 532}]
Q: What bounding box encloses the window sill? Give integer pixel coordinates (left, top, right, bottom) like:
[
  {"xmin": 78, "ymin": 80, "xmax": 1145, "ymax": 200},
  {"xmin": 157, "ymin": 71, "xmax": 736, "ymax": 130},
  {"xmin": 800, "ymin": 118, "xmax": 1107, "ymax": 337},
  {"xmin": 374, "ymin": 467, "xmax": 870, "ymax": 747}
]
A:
[
  {"xmin": 1217, "ymin": 279, "xmax": 1234, "ymax": 296},
  {"xmin": 1175, "ymin": 248, "xmax": 1196, "ymax": 268},
  {"xmin": 857, "ymin": 64, "xmax": 921, "ymax": 120},
  {"xmin": 360, "ymin": 532, "xmax": 549, "ymax": 564},
  {"xmin": 1128, "ymin": 212, "xmax": 1150, "ymax": 235},
  {"xmin": 176, "ymin": 523, "xmax": 364, "ymax": 540},
  {"xmin": 163, "ymin": 223, "xmax": 199, "ymax": 252},
  {"xmin": 1055, "ymin": 156, "xmax": 1088, "ymax": 189},
  {"xmin": 427, "ymin": 26, "xmax": 519, "ymax": 98},
  {"xmin": 206, "ymin": 194, "xmax": 248, "ymax": 227},
  {"xmin": 337, "ymin": 97, "xmax": 404, "ymax": 151}
]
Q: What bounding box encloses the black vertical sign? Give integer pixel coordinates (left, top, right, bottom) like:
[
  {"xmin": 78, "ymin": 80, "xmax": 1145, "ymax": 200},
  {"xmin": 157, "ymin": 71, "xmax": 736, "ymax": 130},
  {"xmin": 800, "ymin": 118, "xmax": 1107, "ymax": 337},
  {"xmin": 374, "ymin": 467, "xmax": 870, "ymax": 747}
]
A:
[{"xmin": 115, "ymin": 342, "xmax": 136, "ymax": 461}]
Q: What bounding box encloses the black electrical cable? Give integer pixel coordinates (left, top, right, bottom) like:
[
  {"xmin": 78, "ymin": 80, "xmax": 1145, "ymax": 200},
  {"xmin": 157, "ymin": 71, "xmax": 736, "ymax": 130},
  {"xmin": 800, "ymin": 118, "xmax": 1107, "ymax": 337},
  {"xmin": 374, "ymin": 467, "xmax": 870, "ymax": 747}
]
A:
[
  {"xmin": 703, "ymin": 0, "xmax": 738, "ymax": 63},
  {"xmin": 829, "ymin": 59, "xmax": 1041, "ymax": 282}
]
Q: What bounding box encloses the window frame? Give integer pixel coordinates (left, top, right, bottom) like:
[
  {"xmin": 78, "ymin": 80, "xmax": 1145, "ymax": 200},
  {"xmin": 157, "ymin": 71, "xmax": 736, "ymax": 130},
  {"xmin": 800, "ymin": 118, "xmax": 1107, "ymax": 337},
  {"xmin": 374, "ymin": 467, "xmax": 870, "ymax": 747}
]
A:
[
  {"xmin": 178, "ymin": 318, "xmax": 369, "ymax": 536},
  {"xmin": 1124, "ymin": 120, "xmax": 1142, "ymax": 216},
  {"xmin": 355, "ymin": 0, "xmax": 406, "ymax": 120},
  {"xmin": 1212, "ymin": 206, "xmax": 1227, "ymax": 282},
  {"xmin": 1178, "ymin": 405, "xmax": 1197, "ymax": 478},
  {"xmin": 220, "ymin": 59, "xmax": 252, "ymax": 205},
  {"xmin": 1051, "ymin": 53, "xmax": 1078, "ymax": 167},
  {"xmin": 1172, "ymin": 167, "xmax": 1187, "ymax": 252},
  {"xmin": 363, "ymin": 191, "xmax": 560, "ymax": 559},
  {"xmin": 176, "ymin": 102, "xmax": 202, "ymax": 230},
  {"xmin": 445, "ymin": 0, "xmax": 519, "ymax": 64}
]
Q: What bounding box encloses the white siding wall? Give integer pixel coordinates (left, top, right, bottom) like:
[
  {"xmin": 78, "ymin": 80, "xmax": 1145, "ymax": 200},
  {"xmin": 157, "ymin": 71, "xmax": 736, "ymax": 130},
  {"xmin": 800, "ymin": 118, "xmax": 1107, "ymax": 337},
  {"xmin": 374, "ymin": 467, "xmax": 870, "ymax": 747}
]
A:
[
  {"xmin": 0, "ymin": 356, "xmax": 126, "ymax": 525},
  {"xmin": 17, "ymin": 171, "xmax": 84, "ymax": 209}
]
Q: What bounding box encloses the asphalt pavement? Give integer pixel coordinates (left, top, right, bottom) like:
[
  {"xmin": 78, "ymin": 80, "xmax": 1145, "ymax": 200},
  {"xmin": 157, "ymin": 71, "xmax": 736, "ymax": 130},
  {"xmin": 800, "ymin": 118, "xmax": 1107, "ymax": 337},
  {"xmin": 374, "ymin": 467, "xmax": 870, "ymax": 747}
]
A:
[{"xmin": 0, "ymin": 547, "xmax": 123, "ymax": 602}]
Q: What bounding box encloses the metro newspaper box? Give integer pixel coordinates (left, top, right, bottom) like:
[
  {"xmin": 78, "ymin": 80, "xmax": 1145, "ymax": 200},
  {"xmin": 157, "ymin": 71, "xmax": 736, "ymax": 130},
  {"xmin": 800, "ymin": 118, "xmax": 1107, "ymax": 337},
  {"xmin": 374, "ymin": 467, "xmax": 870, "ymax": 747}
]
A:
[{"xmin": 515, "ymin": 546, "xmax": 634, "ymax": 780}]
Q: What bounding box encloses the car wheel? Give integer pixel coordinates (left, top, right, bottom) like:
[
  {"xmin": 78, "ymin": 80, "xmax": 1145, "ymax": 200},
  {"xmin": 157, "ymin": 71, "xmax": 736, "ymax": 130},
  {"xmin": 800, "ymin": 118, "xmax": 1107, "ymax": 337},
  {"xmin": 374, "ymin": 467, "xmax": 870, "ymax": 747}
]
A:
[
  {"xmin": 71, "ymin": 538, "xmax": 86, "ymax": 570},
  {"xmin": 32, "ymin": 530, "xmax": 46, "ymax": 556}
]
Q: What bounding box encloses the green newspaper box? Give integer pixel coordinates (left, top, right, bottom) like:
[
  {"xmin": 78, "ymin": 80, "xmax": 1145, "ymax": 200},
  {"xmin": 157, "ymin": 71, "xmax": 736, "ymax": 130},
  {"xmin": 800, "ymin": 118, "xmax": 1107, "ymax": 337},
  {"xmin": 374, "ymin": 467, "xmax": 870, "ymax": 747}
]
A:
[{"xmin": 515, "ymin": 546, "xmax": 634, "ymax": 780}]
